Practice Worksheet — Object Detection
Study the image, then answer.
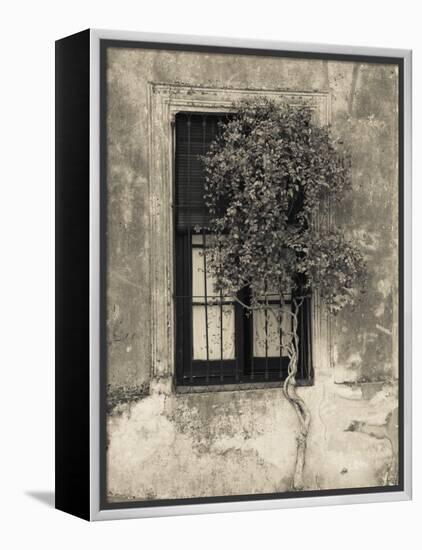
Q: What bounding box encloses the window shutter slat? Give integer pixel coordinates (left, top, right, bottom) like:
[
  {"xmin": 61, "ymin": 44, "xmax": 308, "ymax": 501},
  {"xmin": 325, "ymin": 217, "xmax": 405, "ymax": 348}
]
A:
[{"xmin": 175, "ymin": 113, "xmax": 221, "ymax": 231}]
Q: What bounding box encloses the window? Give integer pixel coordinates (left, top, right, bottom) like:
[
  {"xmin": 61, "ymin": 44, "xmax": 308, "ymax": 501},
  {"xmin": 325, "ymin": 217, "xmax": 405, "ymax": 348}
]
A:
[{"xmin": 174, "ymin": 112, "xmax": 313, "ymax": 386}]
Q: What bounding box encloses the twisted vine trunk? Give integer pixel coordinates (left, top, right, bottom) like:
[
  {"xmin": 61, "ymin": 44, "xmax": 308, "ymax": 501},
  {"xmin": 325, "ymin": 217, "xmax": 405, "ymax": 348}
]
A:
[
  {"xmin": 233, "ymin": 292, "xmax": 312, "ymax": 491},
  {"xmin": 282, "ymin": 298, "xmax": 311, "ymax": 491}
]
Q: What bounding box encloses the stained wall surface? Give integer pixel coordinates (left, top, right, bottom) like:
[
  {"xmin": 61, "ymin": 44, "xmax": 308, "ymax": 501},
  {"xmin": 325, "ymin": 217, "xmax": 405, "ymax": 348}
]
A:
[{"xmin": 105, "ymin": 46, "xmax": 399, "ymax": 501}]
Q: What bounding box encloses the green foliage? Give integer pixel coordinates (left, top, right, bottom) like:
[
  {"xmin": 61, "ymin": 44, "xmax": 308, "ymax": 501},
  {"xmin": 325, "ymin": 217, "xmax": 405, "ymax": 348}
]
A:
[{"xmin": 201, "ymin": 97, "xmax": 367, "ymax": 313}]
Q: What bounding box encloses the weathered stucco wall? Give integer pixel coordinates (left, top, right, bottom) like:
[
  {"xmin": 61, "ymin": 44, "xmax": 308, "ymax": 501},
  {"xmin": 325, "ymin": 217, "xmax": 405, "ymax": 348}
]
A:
[{"xmin": 105, "ymin": 46, "xmax": 399, "ymax": 501}]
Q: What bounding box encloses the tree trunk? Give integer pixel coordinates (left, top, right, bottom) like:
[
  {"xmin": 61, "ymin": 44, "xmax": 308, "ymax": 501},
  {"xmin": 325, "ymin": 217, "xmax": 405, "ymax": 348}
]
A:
[
  {"xmin": 283, "ymin": 299, "xmax": 312, "ymax": 491},
  {"xmin": 233, "ymin": 295, "xmax": 312, "ymax": 491},
  {"xmin": 292, "ymin": 405, "xmax": 311, "ymax": 490},
  {"xmin": 284, "ymin": 378, "xmax": 311, "ymax": 491}
]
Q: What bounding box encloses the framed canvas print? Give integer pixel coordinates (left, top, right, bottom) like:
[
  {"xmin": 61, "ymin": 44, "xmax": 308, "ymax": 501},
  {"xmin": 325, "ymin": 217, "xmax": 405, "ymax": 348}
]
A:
[{"xmin": 55, "ymin": 29, "xmax": 412, "ymax": 521}]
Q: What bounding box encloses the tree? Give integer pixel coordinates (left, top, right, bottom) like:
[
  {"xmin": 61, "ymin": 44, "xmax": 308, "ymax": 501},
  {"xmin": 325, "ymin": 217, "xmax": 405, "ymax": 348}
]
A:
[{"xmin": 201, "ymin": 98, "xmax": 367, "ymax": 490}]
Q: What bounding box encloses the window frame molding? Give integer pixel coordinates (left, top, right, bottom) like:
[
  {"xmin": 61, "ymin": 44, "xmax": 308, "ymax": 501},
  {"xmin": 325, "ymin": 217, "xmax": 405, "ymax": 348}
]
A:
[{"xmin": 147, "ymin": 81, "xmax": 331, "ymax": 393}]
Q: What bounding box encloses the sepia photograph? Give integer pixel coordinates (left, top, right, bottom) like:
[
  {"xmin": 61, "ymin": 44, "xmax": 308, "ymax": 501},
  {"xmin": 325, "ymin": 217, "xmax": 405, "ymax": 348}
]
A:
[{"xmin": 101, "ymin": 39, "xmax": 404, "ymax": 507}]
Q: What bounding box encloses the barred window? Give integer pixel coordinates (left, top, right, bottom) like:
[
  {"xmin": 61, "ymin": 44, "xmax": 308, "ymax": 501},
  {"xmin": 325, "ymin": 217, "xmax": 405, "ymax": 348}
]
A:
[{"xmin": 174, "ymin": 112, "xmax": 313, "ymax": 386}]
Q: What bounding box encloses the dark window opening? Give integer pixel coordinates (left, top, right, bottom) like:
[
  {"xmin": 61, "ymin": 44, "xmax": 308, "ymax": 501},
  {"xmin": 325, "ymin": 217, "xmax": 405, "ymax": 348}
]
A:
[{"xmin": 174, "ymin": 112, "xmax": 313, "ymax": 386}]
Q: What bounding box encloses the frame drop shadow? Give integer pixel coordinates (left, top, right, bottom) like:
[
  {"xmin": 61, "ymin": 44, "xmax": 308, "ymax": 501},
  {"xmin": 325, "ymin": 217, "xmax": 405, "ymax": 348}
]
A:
[{"xmin": 26, "ymin": 491, "xmax": 55, "ymax": 508}]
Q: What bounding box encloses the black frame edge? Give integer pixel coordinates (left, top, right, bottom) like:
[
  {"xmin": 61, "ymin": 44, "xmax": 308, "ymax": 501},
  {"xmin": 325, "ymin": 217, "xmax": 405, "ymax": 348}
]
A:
[{"xmin": 55, "ymin": 28, "xmax": 91, "ymax": 521}]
